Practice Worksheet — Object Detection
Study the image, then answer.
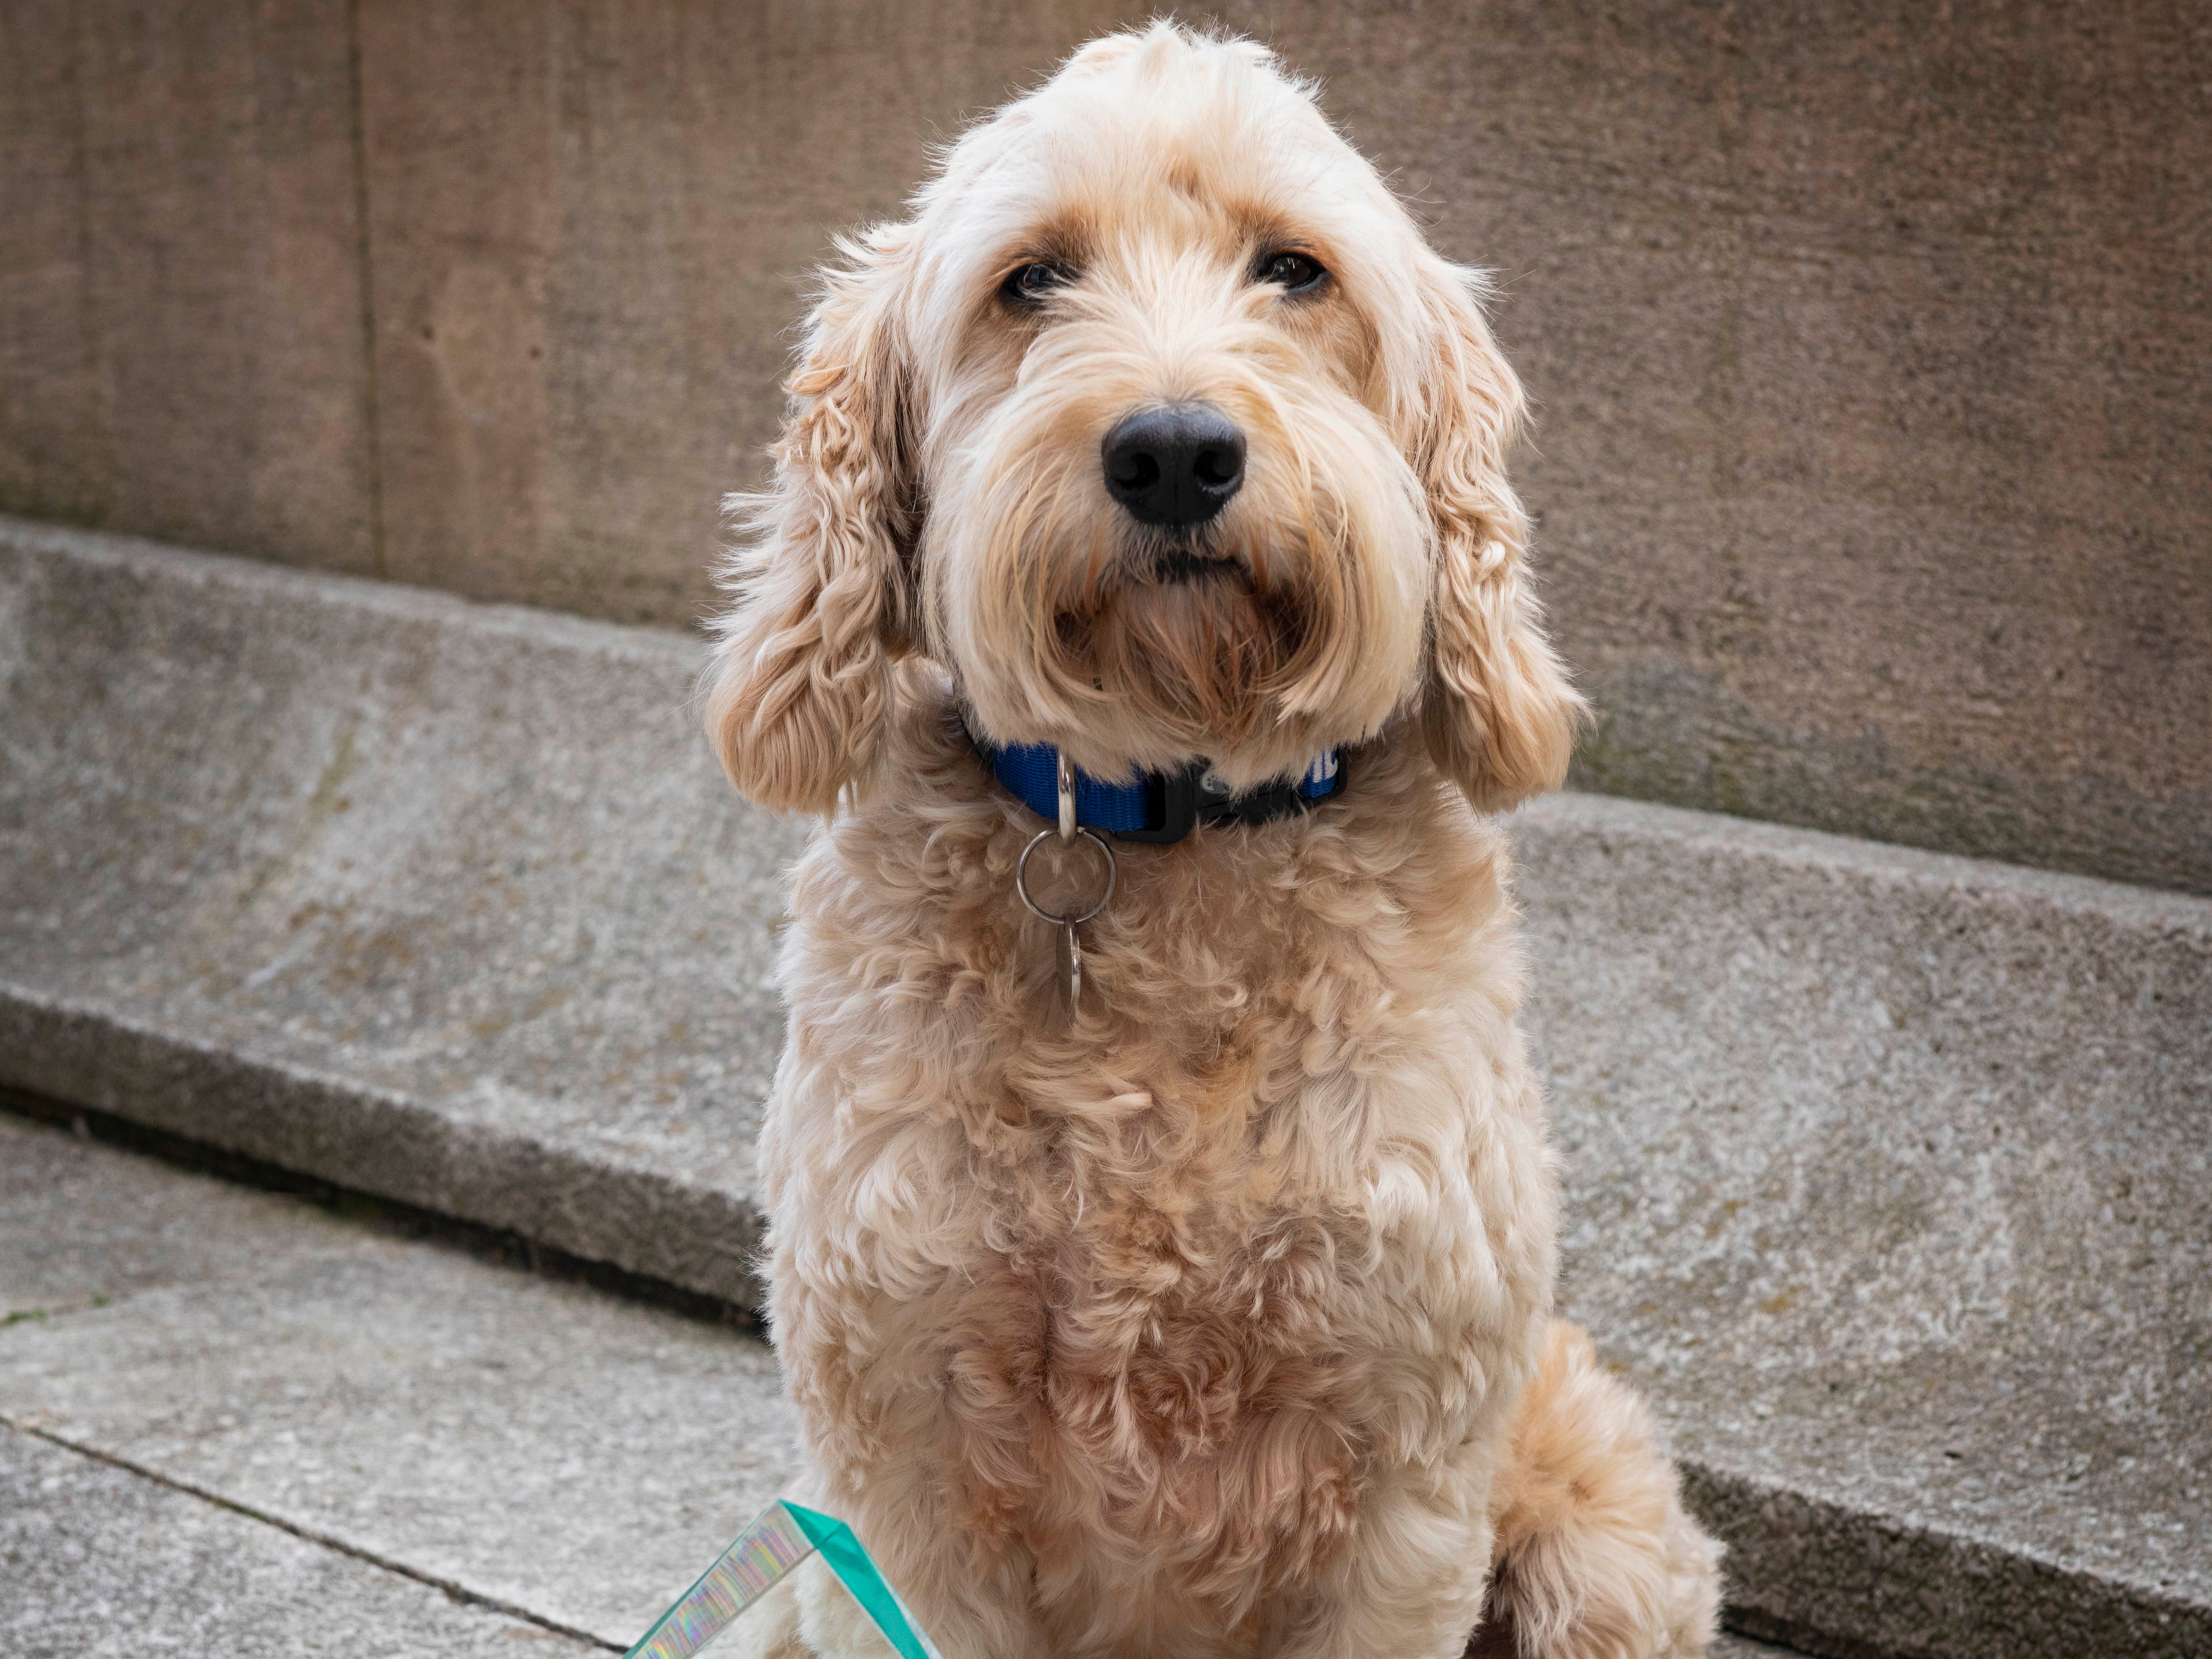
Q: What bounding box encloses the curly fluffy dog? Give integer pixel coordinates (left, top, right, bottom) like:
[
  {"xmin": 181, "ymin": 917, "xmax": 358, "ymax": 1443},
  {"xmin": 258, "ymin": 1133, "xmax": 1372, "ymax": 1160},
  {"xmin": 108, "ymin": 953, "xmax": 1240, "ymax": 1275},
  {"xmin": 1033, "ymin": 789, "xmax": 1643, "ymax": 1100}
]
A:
[{"xmin": 705, "ymin": 24, "xmax": 1721, "ymax": 1659}]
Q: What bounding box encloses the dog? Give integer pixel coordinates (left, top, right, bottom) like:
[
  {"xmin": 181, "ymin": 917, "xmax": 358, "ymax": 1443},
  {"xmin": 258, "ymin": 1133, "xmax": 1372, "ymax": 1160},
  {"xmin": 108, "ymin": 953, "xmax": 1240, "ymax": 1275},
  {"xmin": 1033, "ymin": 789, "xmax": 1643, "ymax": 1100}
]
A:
[{"xmin": 704, "ymin": 24, "xmax": 1722, "ymax": 1659}]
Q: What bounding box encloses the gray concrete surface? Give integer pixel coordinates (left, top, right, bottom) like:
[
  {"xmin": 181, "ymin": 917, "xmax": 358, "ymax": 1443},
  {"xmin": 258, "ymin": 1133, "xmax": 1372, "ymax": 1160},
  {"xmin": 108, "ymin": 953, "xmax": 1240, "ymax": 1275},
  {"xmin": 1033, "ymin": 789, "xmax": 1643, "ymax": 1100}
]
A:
[
  {"xmin": 1, "ymin": 515, "xmax": 797, "ymax": 1301},
  {"xmin": 1, "ymin": 1427, "xmax": 604, "ymax": 1657},
  {"xmin": 3, "ymin": 1110, "xmax": 375, "ymax": 1320},
  {"xmin": 1517, "ymin": 797, "xmax": 2212, "ymax": 1657},
  {"xmin": 0, "ymin": 1113, "xmax": 1807, "ymax": 1659},
  {"xmin": 0, "ymin": 1113, "xmax": 801, "ymax": 1650},
  {"xmin": 1, "ymin": 3, "xmax": 2206, "ymax": 891},
  {"xmin": 5, "ymin": 523, "xmax": 2208, "ymax": 1656}
]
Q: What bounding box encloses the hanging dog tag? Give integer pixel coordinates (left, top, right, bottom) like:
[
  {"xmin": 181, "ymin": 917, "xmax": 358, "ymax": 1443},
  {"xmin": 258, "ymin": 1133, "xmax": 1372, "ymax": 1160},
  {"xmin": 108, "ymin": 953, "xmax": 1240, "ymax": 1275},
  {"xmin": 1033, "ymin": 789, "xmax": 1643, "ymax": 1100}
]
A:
[
  {"xmin": 1015, "ymin": 826, "xmax": 1115, "ymax": 1027},
  {"xmin": 1054, "ymin": 917, "xmax": 1082, "ymax": 1008},
  {"xmin": 1053, "ymin": 754, "xmax": 1082, "ymax": 1014}
]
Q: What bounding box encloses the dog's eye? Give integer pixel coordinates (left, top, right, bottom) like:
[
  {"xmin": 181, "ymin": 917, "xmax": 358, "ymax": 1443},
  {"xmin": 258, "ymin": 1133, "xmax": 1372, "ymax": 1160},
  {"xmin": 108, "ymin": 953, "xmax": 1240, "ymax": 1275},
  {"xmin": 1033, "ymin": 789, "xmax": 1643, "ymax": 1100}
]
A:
[
  {"xmin": 1255, "ymin": 251, "xmax": 1327, "ymax": 293},
  {"xmin": 1002, "ymin": 262, "xmax": 1070, "ymax": 303}
]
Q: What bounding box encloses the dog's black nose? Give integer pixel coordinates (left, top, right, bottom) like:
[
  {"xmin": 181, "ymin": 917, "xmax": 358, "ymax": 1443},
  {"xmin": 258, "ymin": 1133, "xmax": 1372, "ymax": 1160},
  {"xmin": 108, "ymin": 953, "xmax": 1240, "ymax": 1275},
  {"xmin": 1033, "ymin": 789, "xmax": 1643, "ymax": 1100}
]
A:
[{"xmin": 1101, "ymin": 404, "xmax": 1246, "ymax": 528}]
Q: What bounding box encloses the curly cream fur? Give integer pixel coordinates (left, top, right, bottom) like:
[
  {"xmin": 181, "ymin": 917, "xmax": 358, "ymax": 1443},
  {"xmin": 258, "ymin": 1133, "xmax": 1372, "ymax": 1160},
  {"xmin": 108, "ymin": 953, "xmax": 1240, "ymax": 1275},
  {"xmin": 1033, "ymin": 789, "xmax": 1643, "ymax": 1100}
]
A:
[
  {"xmin": 706, "ymin": 24, "xmax": 1717, "ymax": 1659},
  {"xmin": 1475, "ymin": 1324, "xmax": 1725, "ymax": 1659}
]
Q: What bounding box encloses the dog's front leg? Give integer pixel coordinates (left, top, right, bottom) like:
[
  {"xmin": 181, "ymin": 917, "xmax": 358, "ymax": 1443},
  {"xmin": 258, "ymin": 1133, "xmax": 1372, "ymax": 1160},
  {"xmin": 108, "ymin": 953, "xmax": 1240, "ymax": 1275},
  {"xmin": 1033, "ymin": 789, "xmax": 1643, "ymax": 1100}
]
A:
[
  {"xmin": 770, "ymin": 1466, "xmax": 1053, "ymax": 1659},
  {"xmin": 1272, "ymin": 1450, "xmax": 1497, "ymax": 1659},
  {"xmin": 817, "ymin": 1544, "xmax": 1053, "ymax": 1659}
]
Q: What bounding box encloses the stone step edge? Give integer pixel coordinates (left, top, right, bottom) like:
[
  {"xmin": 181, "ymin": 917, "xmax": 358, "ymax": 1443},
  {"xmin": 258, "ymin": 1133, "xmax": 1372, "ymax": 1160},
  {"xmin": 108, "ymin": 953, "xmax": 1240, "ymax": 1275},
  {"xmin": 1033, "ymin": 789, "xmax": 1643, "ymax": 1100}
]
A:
[
  {"xmin": 7, "ymin": 981, "xmax": 2207, "ymax": 1659},
  {"xmin": 0, "ymin": 979, "xmax": 763, "ymax": 1305},
  {"xmin": 1690, "ymin": 1464, "xmax": 2209, "ymax": 1659}
]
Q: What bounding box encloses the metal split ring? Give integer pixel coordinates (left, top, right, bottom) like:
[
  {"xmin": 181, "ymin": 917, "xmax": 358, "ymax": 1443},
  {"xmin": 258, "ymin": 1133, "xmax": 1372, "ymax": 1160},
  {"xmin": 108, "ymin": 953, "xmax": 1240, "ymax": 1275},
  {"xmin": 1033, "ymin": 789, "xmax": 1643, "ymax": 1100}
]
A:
[{"xmin": 1015, "ymin": 826, "xmax": 1117, "ymax": 926}]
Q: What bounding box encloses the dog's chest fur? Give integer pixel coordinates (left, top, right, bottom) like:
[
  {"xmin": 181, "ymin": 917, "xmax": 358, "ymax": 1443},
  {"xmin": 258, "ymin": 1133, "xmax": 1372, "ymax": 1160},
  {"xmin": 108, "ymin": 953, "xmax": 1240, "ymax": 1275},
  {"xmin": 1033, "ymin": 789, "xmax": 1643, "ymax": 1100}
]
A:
[{"xmin": 756, "ymin": 693, "xmax": 1556, "ymax": 1628}]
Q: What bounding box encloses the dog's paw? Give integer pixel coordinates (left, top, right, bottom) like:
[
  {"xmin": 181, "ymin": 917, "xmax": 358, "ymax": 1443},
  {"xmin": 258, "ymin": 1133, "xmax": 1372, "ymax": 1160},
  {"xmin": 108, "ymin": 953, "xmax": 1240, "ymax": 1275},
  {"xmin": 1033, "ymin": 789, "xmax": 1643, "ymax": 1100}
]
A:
[{"xmin": 1477, "ymin": 1320, "xmax": 1724, "ymax": 1659}]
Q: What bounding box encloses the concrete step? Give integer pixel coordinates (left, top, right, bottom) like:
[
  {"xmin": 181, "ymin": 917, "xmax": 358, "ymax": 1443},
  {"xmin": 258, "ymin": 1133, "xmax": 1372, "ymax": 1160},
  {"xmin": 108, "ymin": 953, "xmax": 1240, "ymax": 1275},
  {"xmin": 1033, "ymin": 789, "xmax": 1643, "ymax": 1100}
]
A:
[
  {"xmin": 0, "ymin": 1108, "xmax": 786, "ymax": 1654},
  {"xmin": 3, "ymin": 517, "xmax": 2207, "ymax": 1659},
  {"xmin": 2, "ymin": 1429, "xmax": 602, "ymax": 1658},
  {"xmin": 0, "ymin": 1111, "xmax": 1800, "ymax": 1659}
]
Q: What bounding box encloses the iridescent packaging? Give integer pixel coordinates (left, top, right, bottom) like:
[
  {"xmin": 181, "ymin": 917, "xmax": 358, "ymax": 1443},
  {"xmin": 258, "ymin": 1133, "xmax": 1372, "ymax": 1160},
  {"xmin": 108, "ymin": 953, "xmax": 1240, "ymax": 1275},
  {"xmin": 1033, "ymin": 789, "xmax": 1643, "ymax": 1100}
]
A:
[{"xmin": 624, "ymin": 1501, "xmax": 943, "ymax": 1659}]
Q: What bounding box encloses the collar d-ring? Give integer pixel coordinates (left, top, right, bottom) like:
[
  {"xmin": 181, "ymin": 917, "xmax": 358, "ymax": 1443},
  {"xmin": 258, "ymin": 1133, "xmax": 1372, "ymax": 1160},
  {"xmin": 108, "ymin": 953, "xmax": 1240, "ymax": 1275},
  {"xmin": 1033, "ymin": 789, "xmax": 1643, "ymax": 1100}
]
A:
[{"xmin": 1015, "ymin": 826, "xmax": 1116, "ymax": 926}]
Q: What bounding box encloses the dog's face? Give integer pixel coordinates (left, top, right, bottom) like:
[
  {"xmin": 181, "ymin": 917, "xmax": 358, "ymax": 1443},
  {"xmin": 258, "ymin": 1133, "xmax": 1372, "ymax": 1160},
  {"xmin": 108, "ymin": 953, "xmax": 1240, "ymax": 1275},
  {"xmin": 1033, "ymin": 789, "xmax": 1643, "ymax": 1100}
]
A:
[{"xmin": 709, "ymin": 25, "xmax": 1582, "ymax": 809}]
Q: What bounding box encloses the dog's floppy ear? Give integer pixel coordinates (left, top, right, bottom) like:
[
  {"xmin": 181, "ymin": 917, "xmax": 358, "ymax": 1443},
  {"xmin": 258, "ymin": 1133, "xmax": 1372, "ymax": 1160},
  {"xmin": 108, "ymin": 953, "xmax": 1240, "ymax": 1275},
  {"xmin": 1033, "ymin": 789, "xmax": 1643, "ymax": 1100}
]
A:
[
  {"xmin": 1407, "ymin": 258, "xmax": 1587, "ymax": 813},
  {"xmin": 705, "ymin": 227, "xmax": 917, "ymax": 814}
]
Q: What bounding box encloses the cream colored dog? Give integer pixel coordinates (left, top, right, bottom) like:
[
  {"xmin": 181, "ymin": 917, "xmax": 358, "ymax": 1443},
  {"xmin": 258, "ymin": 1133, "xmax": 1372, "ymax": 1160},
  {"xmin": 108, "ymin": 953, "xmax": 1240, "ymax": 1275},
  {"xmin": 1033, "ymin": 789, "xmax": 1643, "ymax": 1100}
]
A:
[{"xmin": 705, "ymin": 24, "xmax": 1721, "ymax": 1659}]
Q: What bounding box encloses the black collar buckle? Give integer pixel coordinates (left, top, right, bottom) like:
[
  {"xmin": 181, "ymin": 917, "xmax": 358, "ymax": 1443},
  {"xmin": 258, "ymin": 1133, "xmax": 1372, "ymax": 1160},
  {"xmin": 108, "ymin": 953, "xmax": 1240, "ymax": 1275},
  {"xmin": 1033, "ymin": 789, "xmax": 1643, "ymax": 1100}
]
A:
[{"xmin": 1112, "ymin": 757, "xmax": 1344, "ymax": 844}]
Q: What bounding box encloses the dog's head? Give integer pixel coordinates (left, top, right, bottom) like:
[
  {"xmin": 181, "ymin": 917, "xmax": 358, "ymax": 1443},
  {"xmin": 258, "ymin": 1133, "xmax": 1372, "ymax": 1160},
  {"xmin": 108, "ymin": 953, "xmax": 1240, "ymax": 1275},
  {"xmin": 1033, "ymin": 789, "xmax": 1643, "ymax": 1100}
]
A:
[{"xmin": 708, "ymin": 24, "xmax": 1583, "ymax": 812}]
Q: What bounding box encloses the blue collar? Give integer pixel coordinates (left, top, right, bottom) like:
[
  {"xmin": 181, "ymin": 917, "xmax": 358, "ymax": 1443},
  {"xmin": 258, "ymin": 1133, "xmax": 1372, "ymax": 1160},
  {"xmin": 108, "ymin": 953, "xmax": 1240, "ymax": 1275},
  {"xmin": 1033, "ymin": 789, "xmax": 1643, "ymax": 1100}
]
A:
[{"xmin": 968, "ymin": 722, "xmax": 1344, "ymax": 845}]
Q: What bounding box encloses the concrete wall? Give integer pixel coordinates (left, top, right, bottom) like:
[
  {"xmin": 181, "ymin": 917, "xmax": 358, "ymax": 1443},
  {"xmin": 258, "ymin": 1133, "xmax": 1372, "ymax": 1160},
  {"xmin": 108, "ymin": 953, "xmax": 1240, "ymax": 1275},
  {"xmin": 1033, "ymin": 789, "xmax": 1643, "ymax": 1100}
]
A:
[{"xmin": 3, "ymin": 0, "xmax": 2207, "ymax": 893}]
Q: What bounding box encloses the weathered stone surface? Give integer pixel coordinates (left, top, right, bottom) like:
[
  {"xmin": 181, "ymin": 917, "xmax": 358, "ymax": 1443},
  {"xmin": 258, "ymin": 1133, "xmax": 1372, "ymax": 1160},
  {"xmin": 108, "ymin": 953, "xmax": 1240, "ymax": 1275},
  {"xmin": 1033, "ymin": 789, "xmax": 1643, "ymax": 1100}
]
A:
[
  {"xmin": 4, "ymin": 523, "xmax": 2207, "ymax": 1656},
  {"xmin": 0, "ymin": 1116, "xmax": 802, "ymax": 1649},
  {"xmin": 349, "ymin": 0, "xmax": 1191, "ymax": 625},
  {"xmin": 1349, "ymin": 0, "xmax": 2212, "ymax": 896},
  {"xmin": 0, "ymin": 1113, "xmax": 381, "ymax": 1318},
  {"xmin": 0, "ymin": 0, "xmax": 379, "ymax": 575},
  {"xmin": 0, "ymin": 1426, "xmax": 603, "ymax": 1657},
  {"xmin": 1515, "ymin": 795, "xmax": 2212, "ymax": 1656},
  {"xmin": 3, "ymin": 3, "xmax": 2207, "ymax": 888},
  {"xmin": 0, "ymin": 515, "xmax": 797, "ymax": 1301}
]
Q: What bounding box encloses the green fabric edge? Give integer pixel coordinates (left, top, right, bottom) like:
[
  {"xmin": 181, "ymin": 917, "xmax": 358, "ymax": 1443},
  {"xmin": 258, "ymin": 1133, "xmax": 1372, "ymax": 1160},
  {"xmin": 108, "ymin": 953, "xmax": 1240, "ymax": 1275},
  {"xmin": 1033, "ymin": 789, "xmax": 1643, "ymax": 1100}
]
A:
[{"xmin": 784, "ymin": 1502, "xmax": 942, "ymax": 1659}]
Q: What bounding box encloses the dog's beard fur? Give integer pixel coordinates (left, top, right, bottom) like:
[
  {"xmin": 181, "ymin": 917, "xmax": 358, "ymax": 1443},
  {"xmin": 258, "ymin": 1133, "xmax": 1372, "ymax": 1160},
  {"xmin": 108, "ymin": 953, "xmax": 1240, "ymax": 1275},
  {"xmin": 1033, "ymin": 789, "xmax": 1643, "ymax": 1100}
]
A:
[
  {"xmin": 1064, "ymin": 538, "xmax": 1309, "ymax": 754},
  {"xmin": 926, "ymin": 308, "xmax": 1429, "ymax": 790}
]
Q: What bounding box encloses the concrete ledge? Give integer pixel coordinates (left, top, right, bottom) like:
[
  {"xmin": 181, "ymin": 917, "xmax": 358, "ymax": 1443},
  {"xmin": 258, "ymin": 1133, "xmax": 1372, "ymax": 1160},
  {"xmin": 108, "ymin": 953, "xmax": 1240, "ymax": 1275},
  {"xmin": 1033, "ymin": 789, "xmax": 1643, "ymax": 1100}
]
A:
[
  {"xmin": 4, "ymin": 517, "xmax": 2207, "ymax": 1659},
  {"xmin": 1512, "ymin": 794, "xmax": 2211, "ymax": 1657},
  {"xmin": 2, "ymin": 514, "xmax": 792, "ymax": 1302},
  {"xmin": 1691, "ymin": 1467, "xmax": 2210, "ymax": 1659},
  {"xmin": 0, "ymin": 989, "xmax": 760, "ymax": 1303}
]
